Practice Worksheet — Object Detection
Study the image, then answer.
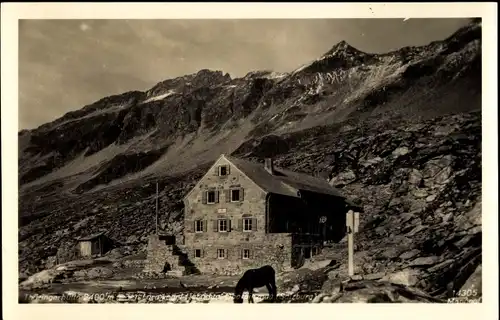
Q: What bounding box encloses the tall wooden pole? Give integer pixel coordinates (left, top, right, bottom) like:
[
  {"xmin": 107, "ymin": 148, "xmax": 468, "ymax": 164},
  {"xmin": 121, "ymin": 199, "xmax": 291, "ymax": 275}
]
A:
[
  {"xmin": 346, "ymin": 210, "xmax": 355, "ymax": 277},
  {"xmin": 348, "ymin": 225, "xmax": 354, "ymax": 276},
  {"xmin": 155, "ymin": 181, "xmax": 159, "ymax": 235}
]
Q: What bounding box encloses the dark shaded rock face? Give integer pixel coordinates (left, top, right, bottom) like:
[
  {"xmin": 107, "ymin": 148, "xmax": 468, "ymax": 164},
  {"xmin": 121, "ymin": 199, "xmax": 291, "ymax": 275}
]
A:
[
  {"xmin": 74, "ymin": 148, "xmax": 169, "ymax": 194},
  {"xmin": 233, "ymin": 134, "xmax": 292, "ymax": 159},
  {"xmin": 18, "ymin": 20, "xmax": 482, "ymax": 299}
]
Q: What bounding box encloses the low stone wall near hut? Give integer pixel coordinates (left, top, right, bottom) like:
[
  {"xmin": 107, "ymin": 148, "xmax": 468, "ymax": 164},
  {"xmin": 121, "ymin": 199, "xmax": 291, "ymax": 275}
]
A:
[
  {"xmin": 183, "ymin": 233, "xmax": 293, "ymax": 276},
  {"xmin": 143, "ymin": 235, "xmax": 183, "ymax": 274}
]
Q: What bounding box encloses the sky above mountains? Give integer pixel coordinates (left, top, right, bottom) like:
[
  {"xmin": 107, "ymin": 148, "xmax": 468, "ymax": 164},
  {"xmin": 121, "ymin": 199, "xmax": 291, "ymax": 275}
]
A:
[{"xmin": 19, "ymin": 18, "xmax": 471, "ymax": 130}]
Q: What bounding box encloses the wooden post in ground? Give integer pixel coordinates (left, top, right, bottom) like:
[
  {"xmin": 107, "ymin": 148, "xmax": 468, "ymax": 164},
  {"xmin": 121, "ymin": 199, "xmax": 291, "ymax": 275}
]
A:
[
  {"xmin": 346, "ymin": 210, "xmax": 360, "ymax": 277},
  {"xmin": 348, "ymin": 228, "xmax": 354, "ymax": 276}
]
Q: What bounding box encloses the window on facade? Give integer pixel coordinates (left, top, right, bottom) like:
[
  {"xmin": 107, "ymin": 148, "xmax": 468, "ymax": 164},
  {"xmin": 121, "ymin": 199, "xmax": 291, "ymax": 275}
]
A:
[
  {"xmin": 243, "ymin": 249, "xmax": 251, "ymax": 259},
  {"xmin": 219, "ymin": 165, "xmax": 228, "ymax": 176},
  {"xmin": 231, "ymin": 189, "xmax": 240, "ymax": 202},
  {"xmin": 195, "ymin": 249, "xmax": 202, "ymax": 258},
  {"xmin": 195, "ymin": 220, "xmax": 204, "ymax": 233},
  {"xmin": 217, "ymin": 249, "xmax": 226, "ymax": 259},
  {"xmin": 207, "ymin": 191, "xmax": 216, "ymax": 204},
  {"xmin": 218, "ymin": 219, "xmax": 228, "ymax": 232},
  {"xmin": 243, "ymin": 218, "xmax": 253, "ymax": 232}
]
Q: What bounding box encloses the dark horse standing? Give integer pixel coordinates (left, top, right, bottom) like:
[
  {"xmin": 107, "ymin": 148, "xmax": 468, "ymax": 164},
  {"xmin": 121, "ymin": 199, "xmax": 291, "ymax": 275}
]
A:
[{"xmin": 233, "ymin": 265, "xmax": 277, "ymax": 303}]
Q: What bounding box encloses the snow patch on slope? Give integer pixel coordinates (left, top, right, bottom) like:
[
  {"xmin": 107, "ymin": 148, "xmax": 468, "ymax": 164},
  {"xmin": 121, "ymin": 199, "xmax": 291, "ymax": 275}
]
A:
[
  {"xmin": 142, "ymin": 90, "xmax": 177, "ymax": 103},
  {"xmin": 263, "ymin": 72, "xmax": 288, "ymax": 80}
]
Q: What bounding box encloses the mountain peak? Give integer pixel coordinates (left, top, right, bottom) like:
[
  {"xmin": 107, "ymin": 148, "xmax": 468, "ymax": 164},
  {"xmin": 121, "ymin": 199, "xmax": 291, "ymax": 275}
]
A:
[
  {"xmin": 292, "ymin": 40, "xmax": 372, "ymax": 74},
  {"xmin": 333, "ymin": 40, "xmax": 350, "ymax": 49},
  {"xmin": 194, "ymin": 69, "xmax": 227, "ymax": 77},
  {"xmin": 321, "ymin": 40, "xmax": 367, "ymax": 58}
]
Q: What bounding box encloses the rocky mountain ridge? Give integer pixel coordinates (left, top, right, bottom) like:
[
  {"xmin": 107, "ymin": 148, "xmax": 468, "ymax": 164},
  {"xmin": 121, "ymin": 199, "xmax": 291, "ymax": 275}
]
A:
[{"xmin": 18, "ymin": 19, "xmax": 482, "ymax": 299}]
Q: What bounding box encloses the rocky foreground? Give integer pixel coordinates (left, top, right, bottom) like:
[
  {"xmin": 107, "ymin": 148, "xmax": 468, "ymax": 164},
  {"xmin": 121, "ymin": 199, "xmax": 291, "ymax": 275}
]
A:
[
  {"xmin": 20, "ymin": 282, "xmax": 447, "ymax": 304},
  {"xmin": 19, "ymin": 257, "xmax": 481, "ymax": 304}
]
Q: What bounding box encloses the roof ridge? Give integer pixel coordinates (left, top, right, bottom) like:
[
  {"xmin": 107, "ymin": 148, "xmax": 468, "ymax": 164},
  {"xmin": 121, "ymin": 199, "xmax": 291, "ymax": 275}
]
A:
[{"xmin": 226, "ymin": 154, "xmax": 343, "ymax": 198}]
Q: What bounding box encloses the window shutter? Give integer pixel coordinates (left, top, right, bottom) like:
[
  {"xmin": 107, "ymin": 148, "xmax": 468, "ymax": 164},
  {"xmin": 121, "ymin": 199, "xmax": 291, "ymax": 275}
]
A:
[
  {"xmin": 203, "ymin": 220, "xmax": 207, "ymax": 232},
  {"xmin": 213, "ymin": 220, "xmax": 218, "ymax": 232},
  {"xmin": 227, "ymin": 219, "xmax": 232, "ymax": 232},
  {"xmin": 225, "ymin": 248, "xmax": 229, "ymax": 259},
  {"xmin": 240, "ymin": 248, "xmax": 243, "ymax": 259},
  {"xmin": 227, "ymin": 165, "xmax": 231, "ymax": 175},
  {"xmin": 214, "ymin": 166, "xmax": 219, "ymax": 176},
  {"xmin": 253, "ymin": 218, "xmax": 258, "ymax": 231},
  {"xmin": 201, "ymin": 191, "xmax": 207, "ymax": 204},
  {"xmin": 215, "ymin": 249, "xmax": 219, "ymax": 259},
  {"xmin": 186, "ymin": 221, "xmax": 193, "ymax": 233},
  {"xmin": 238, "ymin": 219, "xmax": 243, "ymax": 231},
  {"xmin": 249, "ymin": 249, "xmax": 253, "ymax": 259},
  {"xmin": 215, "ymin": 191, "xmax": 220, "ymax": 203},
  {"xmin": 240, "ymin": 188, "xmax": 245, "ymax": 201},
  {"xmin": 225, "ymin": 189, "xmax": 231, "ymax": 202},
  {"xmin": 193, "ymin": 221, "xmax": 197, "ymax": 232}
]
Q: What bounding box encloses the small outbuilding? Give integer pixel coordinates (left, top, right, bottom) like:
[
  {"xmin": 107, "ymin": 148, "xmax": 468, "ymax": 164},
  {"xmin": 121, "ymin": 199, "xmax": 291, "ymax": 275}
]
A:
[{"xmin": 76, "ymin": 232, "xmax": 113, "ymax": 257}]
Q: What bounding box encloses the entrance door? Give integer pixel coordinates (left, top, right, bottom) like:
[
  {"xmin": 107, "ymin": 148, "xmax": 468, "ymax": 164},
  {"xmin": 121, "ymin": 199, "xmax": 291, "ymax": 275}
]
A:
[
  {"xmin": 291, "ymin": 246, "xmax": 305, "ymax": 269},
  {"xmin": 80, "ymin": 242, "xmax": 92, "ymax": 257}
]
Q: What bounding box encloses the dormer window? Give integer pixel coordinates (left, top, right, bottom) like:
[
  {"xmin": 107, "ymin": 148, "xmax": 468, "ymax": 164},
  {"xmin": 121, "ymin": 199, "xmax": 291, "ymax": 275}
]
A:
[
  {"xmin": 214, "ymin": 164, "xmax": 230, "ymax": 177},
  {"xmin": 219, "ymin": 165, "xmax": 229, "ymax": 176}
]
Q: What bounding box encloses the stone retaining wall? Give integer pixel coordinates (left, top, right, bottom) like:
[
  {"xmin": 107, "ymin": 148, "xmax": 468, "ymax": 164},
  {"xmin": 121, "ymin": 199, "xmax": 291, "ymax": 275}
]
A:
[
  {"xmin": 143, "ymin": 235, "xmax": 183, "ymax": 273},
  {"xmin": 184, "ymin": 233, "xmax": 293, "ymax": 275}
]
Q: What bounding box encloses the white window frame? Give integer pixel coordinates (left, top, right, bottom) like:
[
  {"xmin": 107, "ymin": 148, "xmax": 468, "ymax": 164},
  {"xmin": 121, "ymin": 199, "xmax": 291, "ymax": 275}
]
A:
[
  {"xmin": 218, "ymin": 219, "xmax": 228, "ymax": 232},
  {"xmin": 194, "ymin": 249, "xmax": 202, "ymax": 258},
  {"xmin": 243, "ymin": 218, "xmax": 253, "ymax": 232},
  {"xmin": 230, "ymin": 189, "xmax": 241, "ymax": 202},
  {"xmin": 243, "ymin": 249, "xmax": 250, "ymax": 260},
  {"xmin": 195, "ymin": 220, "xmax": 204, "ymax": 233},
  {"xmin": 219, "ymin": 165, "xmax": 228, "ymax": 176},
  {"xmin": 206, "ymin": 191, "xmax": 216, "ymax": 204},
  {"xmin": 217, "ymin": 249, "xmax": 226, "ymax": 259}
]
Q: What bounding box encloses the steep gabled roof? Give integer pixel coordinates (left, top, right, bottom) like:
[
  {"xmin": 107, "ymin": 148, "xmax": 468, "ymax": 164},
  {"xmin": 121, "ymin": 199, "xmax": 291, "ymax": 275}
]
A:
[
  {"xmin": 224, "ymin": 155, "xmax": 344, "ymax": 199},
  {"xmin": 77, "ymin": 232, "xmax": 106, "ymax": 241},
  {"xmin": 225, "ymin": 155, "xmax": 298, "ymax": 197}
]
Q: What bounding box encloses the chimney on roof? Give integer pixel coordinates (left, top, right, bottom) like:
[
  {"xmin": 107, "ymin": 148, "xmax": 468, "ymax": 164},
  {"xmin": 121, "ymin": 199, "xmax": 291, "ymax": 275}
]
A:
[{"xmin": 264, "ymin": 158, "xmax": 274, "ymax": 175}]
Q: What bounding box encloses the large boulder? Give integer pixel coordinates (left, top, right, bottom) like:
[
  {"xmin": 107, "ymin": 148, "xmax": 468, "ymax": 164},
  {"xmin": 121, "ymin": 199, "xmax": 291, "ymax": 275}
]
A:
[
  {"xmin": 381, "ymin": 268, "xmax": 423, "ymax": 287},
  {"xmin": 19, "ymin": 258, "xmax": 114, "ymax": 289},
  {"xmin": 19, "ymin": 269, "xmax": 69, "ymax": 289},
  {"xmin": 277, "ymin": 265, "xmax": 334, "ymax": 293}
]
